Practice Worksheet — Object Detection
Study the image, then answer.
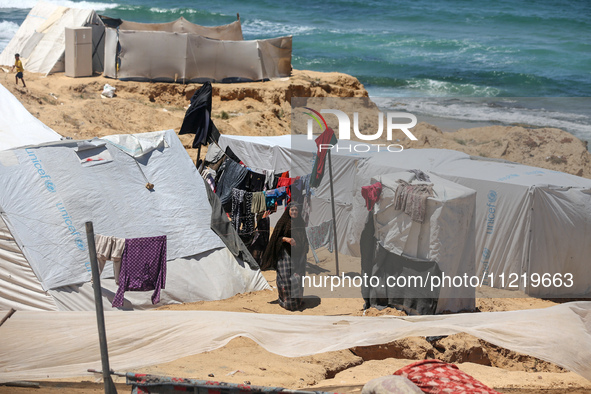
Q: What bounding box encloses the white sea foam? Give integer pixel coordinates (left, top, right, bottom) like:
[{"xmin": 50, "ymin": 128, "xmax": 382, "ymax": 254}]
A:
[
  {"xmin": 405, "ymin": 79, "xmax": 501, "ymax": 97},
  {"xmin": 242, "ymin": 19, "xmax": 314, "ymax": 37},
  {"xmin": 148, "ymin": 7, "xmax": 227, "ymax": 16},
  {"xmin": 150, "ymin": 7, "xmax": 196, "ymax": 14},
  {"xmin": 0, "ymin": 20, "xmax": 19, "ymax": 53},
  {"xmin": 374, "ymin": 97, "xmax": 591, "ymax": 141},
  {"xmin": 0, "ymin": 0, "xmax": 119, "ymax": 11},
  {"xmin": 0, "ymin": 20, "xmax": 19, "ymax": 39}
]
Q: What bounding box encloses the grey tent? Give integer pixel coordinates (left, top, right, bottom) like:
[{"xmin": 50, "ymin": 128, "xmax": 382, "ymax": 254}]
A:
[
  {"xmin": 0, "ymin": 130, "xmax": 269, "ymax": 311},
  {"xmin": 217, "ymin": 134, "xmax": 591, "ymax": 298}
]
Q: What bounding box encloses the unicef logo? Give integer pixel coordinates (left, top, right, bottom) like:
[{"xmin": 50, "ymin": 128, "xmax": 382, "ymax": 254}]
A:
[
  {"xmin": 75, "ymin": 237, "xmax": 86, "ymax": 251},
  {"xmin": 487, "ymin": 190, "xmax": 497, "ymax": 203},
  {"xmin": 45, "ymin": 180, "xmax": 56, "ymax": 192},
  {"xmin": 482, "ymin": 248, "xmax": 491, "ymax": 260}
]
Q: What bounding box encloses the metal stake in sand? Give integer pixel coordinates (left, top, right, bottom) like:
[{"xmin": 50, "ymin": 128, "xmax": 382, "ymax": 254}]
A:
[
  {"xmin": 327, "ymin": 150, "xmax": 340, "ymax": 276},
  {"xmin": 85, "ymin": 221, "xmax": 118, "ymax": 394}
]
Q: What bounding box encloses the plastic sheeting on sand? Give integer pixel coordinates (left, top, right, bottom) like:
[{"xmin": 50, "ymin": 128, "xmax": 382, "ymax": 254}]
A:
[{"xmin": 0, "ymin": 302, "xmax": 590, "ymax": 382}]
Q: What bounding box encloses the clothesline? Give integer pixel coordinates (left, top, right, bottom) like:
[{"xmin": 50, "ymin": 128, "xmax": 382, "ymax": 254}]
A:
[
  {"xmin": 361, "ymin": 171, "xmax": 436, "ymax": 224},
  {"xmin": 201, "ymin": 139, "xmax": 334, "ymax": 263}
]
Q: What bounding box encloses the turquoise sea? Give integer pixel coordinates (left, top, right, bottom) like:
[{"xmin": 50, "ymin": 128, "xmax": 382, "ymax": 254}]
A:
[{"xmin": 1, "ymin": 0, "xmax": 590, "ymax": 140}]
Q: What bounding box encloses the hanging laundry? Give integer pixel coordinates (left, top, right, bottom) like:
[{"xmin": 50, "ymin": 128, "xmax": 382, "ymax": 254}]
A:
[
  {"xmin": 112, "ymin": 235, "xmax": 167, "ymax": 307},
  {"xmin": 203, "ymin": 177, "xmax": 260, "ymax": 270},
  {"xmin": 201, "ymin": 167, "xmax": 216, "ymax": 178},
  {"xmin": 251, "ymin": 191, "xmax": 267, "ymax": 214},
  {"xmin": 394, "ymin": 180, "xmax": 434, "ymax": 223},
  {"xmin": 94, "ymin": 234, "xmax": 125, "ymax": 284},
  {"xmin": 295, "ymin": 174, "xmax": 313, "ymax": 225},
  {"xmin": 277, "ymin": 176, "xmax": 296, "ymax": 204},
  {"xmin": 361, "ymin": 181, "xmax": 382, "ymax": 211},
  {"xmin": 203, "ymin": 173, "xmax": 216, "ymax": 191},
  {"xmin": 291, "ymin": 177, "xmax": 305, "ymax": 205},
  {"xmin": 204, "ymin": 143, "xmax": 224, "ymax": 164},
  {"xmin": 305, "ymin": 220, "xmax": 335, "ymax": 265},
  {"xmin": 231, "ymin": 188, "xmax": 255, "ymax": 239},
  {"xmin": 301, "ymin": 193, "xmax": 311, "ymax": 226},
  {"xmin": 225, "ymin": 146, "xmax": 241, "ymax": 163},
  {"xmin": 302, "ymin": 174, "xmax": 311, "ymax": 196},
  {"xmin": 306, "ymin": 220, "xmax": 335, "ymax": 252},
  {"xmin": 264, "ymin": 170, "xmax": 275, "ymax": 190},
  {"xmin": 277, "ymin": 177, "xmax": 295, "ymax": 187},
  {"xmin": 245, "ymin": 170, "xmax": 266, "ymax": 192},
  {"xmin": 265, "ymin": 186, "xmax": 288, "ymax": 209},
  {"xmin": 215, "ymin": 158, "xmax": 249, "ymax": 207},
  {"xmin": 310, "ymin": 127, "xmax": 338, "ymax": 188},
  {"xmin": 207, "ymin": 157, "xmax": 225, "ymax": 173},
  {"xmin": 247, "ymin": 213, "xmax": 270, "ymax": 265}
]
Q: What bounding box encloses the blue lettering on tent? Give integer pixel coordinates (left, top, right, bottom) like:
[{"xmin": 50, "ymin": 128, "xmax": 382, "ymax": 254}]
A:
[
  {"xmin": 497, "ymin": 174, "xmax": 518, "ymax": 182},
  {"xmin": 25, "ymin": 148, "xmax": 56, "ymax": 193},
  {"xmin": 485, "ymin": 190, "xmax": 497, "ymax": 235},
  {"xmin": 56, "ymin": 202, "xmax": 86, "ymax": 252}
]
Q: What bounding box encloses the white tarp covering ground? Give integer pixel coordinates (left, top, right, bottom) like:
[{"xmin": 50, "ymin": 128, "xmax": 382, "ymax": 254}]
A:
[
  {"xmin": 0, "ymin": 1, "xmax": 104, "ymax": 75},
  {"xmin": 0, "ymin": 302, "xmax": 590, "ymax": 382},
  {"xmin": 0, "ymin": 130, "xmax": 269, "ymax": 311},
  {"xmin": 0, "ymin": 83, "xmax": 62, "ymax": 150},
  {"xmin": 217, "ymin": 135, "xmax": 591, "ymax": 297}
]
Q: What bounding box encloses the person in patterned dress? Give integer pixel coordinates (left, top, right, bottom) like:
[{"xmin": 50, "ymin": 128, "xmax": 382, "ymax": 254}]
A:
[{"xmin": 262, "ymin": 203, "xmax": 308, "ymax": 310}]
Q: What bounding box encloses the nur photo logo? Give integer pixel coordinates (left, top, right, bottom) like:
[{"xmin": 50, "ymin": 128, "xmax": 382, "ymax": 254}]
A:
[{"xmin": 303, "ymin": 107, "xmax": 419, "ymax": 152}]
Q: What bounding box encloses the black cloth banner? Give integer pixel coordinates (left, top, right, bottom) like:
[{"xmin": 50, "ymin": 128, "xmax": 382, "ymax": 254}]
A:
[{"xmin": 179, "ymin": 82, "xmax": 220, "ymax": 147}]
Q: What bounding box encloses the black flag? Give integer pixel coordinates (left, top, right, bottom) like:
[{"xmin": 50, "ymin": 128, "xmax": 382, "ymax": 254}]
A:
[{"xmin": 179, "ymin": 82, "xmax": 220, "ymax": 148}]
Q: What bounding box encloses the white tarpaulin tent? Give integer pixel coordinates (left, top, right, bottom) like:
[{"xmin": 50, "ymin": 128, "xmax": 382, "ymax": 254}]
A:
[
  {"xmin": 0, "ymin": 83, "xmax": 62, "ymax": 150},
  {"xmin": 369, "ymin": 172, "xmax": 476, "ymax": 313},
  {"xmin": 0, "ymin": 1, "xmax": 105, "ymax": 75},
  {"xmin": 217, "ymin": 134, "xmax": 591, "ymax": 297},
  {"xmin": 1, "ymin": 302, "xmax": 590, "ymax": 382},
  {"xmin": 0, "ymin": 130, "xmax": 269, "ymax": 311}
]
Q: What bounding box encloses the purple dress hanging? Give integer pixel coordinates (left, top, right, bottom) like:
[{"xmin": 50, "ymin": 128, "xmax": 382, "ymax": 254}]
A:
[{"xmin": 112, "ymin": 235, "xmax": 167, "ymax": 307}]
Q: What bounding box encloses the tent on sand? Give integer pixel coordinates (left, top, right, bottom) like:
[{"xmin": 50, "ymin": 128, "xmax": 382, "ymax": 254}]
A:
[
  {"xmin": 0, "ymin": 129, "xmax": 269, "ymax": 311},
  {"xmin": 0, "ymin": 1, "xmax": 105, "ymax": 75}
]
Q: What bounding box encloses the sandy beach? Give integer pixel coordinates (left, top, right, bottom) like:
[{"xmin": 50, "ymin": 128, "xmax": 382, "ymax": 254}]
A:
[{"xmin": 1, "ymin": 68, "xmax": 591, "ymax": 393}]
